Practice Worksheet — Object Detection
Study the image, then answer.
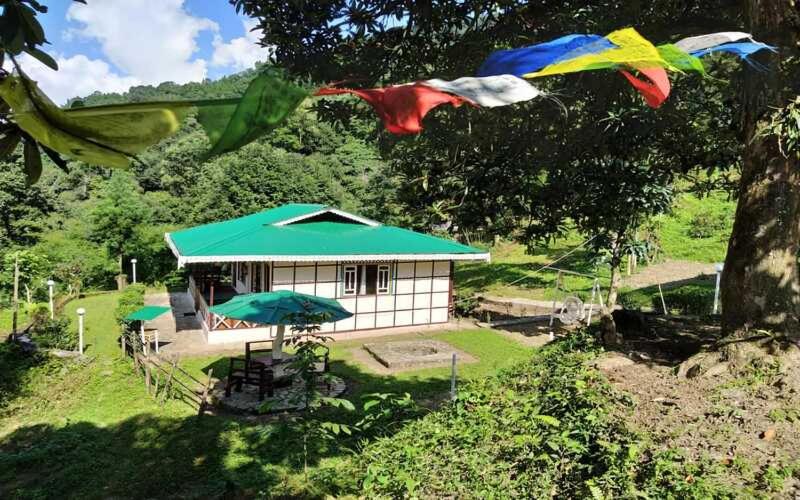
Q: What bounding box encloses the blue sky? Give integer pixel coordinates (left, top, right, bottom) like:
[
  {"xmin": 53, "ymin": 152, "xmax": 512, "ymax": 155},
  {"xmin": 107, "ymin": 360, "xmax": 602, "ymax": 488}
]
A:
[{"xmin": 21, "ymin": 0, "xmax": 269, "ymax": 103}]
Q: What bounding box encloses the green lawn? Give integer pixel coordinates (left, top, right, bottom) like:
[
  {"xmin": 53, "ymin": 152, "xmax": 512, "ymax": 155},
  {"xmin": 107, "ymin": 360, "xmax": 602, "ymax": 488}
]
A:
[
  {"xmin": 456, "ymin": 236, "xmax": 612, "ymax": 303},
  {"xmin": 454, "ymin": 192, "xmax": 732, "ymax": 302},
  {"xmin": 0, "ymin": 305, "xmax": 35, "ymax": 335},
  {"xmin": 0, "ymin": 291, "xmax": 535, "ymax": 499}
]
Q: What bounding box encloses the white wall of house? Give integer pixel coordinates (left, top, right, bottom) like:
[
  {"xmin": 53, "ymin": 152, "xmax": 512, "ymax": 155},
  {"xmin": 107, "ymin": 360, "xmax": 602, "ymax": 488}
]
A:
[{"xmin": 202, "ymin": 259, "xmax": 454, "ymax": 343}]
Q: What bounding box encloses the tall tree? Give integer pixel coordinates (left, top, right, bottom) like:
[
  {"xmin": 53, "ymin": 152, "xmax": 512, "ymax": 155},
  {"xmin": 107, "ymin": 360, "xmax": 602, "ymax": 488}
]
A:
[
  {"xmin": 720, "ymin": 1, "xmax": 800, "ymax": 339},
  {"xmin": 88, "ymin": 172, "xmax": 150, "ymax": 277}
]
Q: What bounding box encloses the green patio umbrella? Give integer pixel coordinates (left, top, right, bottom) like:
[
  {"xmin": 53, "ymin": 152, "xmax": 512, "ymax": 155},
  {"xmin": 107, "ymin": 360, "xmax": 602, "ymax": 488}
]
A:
[
  {"xmin": 208, "ymin": 290, "xmax": 352, "ymax": 359},
  {"xmin": 123, "ymin": 305, "xmax": 171, "ymax": 355}
]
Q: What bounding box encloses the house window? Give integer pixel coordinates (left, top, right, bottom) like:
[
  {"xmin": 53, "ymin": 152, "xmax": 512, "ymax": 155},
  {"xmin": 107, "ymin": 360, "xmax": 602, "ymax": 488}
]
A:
[
  {"xmin": 343, "ymin": 266, "xmax": 357, "ymax": 296},
  {"xmin": 343, "ymin": 264, "xmax": 392, "ymax": 296},
  {"xmin": 252, "ymin": 263, "xmax": 262, "ymax": 293},
  {"xmin": 377, "ymin": 265, "xmax": 391, "ymax": 294}
]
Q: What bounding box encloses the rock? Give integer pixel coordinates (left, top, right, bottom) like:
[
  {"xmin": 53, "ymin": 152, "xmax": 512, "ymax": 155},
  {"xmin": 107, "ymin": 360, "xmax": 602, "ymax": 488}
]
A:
[
  {"xmin": 595, "ymin": 354, "xmax": 636, "ymax": 371},
  {"xmin": 652, "ymin": 397, "xmax": 678, "ymax": 406},
  {"xmin": 761, "ymin": 427, "xmax": 777, "ymax": 441},
  {"xmin": 704, "ymin": 362, "xmax": 730, "ymax": 377}
]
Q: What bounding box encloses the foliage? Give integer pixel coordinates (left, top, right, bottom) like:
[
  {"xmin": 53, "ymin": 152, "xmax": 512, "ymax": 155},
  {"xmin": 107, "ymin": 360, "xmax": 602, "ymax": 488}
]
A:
[
  {"xmin": 688, "ymin": 211, "xmax": 730, "ymax": 239},
  {"xmin": 760, "ymin": 95, "xmax": 800, "ymax": 159},
  {"xmin": 89, "ymin": 172, "xmax": 150, "ymax": 270},
  {"xmin": 114, "ymin": 284, "xmax": 145, "ymax": 326},
  {"xmin": 619, "ymin": 282, "xmax": 716, "ymax": 315},
  {"xmin": 340, "ymin": 332, "xmax": 645, "ymax": 497},
  {"xmin": 354, "ymin": 392, "xmax": 424, "ymax": 438},
  {"xmin": 31, "ymin": 316, "xmax": 76, "ymax": 350},
  {"xmin": 0, "ymin": 248, "xmax": 49, "ymax": 304},
  {"xmin": 0, "ymin": 163, "xmax": 52, "ymax": 248}
]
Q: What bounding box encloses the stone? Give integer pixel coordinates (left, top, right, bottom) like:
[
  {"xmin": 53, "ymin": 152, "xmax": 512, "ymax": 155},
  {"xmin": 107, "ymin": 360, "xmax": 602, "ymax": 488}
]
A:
[
  {"xmin": 594, "ymin": 354, "xmax": 636, "ymax": 371},
  {"xmin": 363, "ymin": 340, "xmax": 458, "ymax": 369},
  {"xmin": 211, "ymin": 375, "xmax": 346, "ymax": 415}
]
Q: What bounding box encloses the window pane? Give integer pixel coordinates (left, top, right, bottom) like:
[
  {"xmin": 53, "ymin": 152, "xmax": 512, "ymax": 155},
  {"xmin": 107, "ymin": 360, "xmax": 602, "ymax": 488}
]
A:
[
  {"xmin": 344, "ymin": 266, "xmax": 357, "ymax": 295},
  {"xmin": 378, "ymin": 265, "xmax": 390, "ymax": 293}
]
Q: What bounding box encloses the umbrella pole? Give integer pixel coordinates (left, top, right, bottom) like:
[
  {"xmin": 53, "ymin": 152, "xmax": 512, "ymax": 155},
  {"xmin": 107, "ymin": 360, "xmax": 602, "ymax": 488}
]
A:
[{"xmin": 273, "ymin": 324, "xmax": 285, "ymax": 360}]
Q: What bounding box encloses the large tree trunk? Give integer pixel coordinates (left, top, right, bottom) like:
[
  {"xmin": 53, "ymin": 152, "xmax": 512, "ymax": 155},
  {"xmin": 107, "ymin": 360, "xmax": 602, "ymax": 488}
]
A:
[{"xmin": 721, "ymin": 0, "xmax": 800, "ymax": 340}]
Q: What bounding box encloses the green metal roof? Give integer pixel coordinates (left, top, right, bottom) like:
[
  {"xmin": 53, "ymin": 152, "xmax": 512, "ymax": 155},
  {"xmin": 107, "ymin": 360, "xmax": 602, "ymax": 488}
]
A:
[
  {"xmin": 124, "ymin": 305, "xmax": 171, "ymax": 321},
  {"xmin": 166, "ymin": 204, "xmax": 489, "ymax": 264}
]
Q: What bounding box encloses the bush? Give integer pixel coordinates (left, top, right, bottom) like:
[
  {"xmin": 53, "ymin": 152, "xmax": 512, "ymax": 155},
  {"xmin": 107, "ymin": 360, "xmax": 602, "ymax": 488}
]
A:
[
  {"xmin": 339, "ymin": 332, "xmax": 647, "ymax": 498},
  {"xmin": 323, "ymin": 331, "xmax": 742, "ymax": 498},
  {"xmin": 32, "ymin": 317, "xmax": 77, "ymax": 350},
  {"xmin": 687, "ymin": 212, "xmax": 729, "ymax": 239},
  {"xmin": 114, "ymin": 284, "xmax": 146, "ymax": 325}
]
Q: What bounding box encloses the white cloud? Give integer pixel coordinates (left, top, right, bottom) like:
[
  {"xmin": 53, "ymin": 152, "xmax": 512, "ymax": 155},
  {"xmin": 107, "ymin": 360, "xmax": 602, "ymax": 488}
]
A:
[
  {"xmin": 211, "ymin": 18, "xmax": 272, "ymax": 71},
  {"xmin": 18, "ymin": 53, "xmax": 141, "ymax": 105},
  {"xmin": 65, "ymin": 0, "xmax": 218, "ymax": 85}
]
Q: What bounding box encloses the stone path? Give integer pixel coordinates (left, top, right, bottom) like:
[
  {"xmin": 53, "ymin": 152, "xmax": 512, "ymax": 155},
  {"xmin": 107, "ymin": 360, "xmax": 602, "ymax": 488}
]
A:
[{"xmin": 211, "ymin": 375, "xmax": 347, "ymax": 414}]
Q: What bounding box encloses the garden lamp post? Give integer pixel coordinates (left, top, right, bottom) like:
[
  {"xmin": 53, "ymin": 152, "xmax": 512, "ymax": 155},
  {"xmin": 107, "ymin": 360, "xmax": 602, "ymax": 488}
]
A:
[
  {"xmin": 131, "ymin": 258, "xmax": 138, "ymax": 284},
  {"xmin": 77, "ymin": 307, "xmax": 86, "ymax": 354},
  {"xmin": 47, "ymin": 279, "xmax": 55, "ymax": 319},
  {"xmin": 713, "ymin": 263, "xmax": 724, "ymax": 315}
]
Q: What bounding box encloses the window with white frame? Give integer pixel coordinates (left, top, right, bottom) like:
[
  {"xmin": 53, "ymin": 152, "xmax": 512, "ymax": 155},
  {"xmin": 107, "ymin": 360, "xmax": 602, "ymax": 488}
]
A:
[
  {"xmin": 343, "ymin": 266, "xmax": 358, "ymax": 296},
  {"xmin": 343, "ymin": 264, "xmax": 392, "ymax": 296},
  {"xmin": 377, "ymin": 265, "xmax": 391, "ymax": 294}
]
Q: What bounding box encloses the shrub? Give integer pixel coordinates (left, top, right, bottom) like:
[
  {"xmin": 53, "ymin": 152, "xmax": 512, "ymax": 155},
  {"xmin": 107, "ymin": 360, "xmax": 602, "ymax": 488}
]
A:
[
  {"xmin": 687, "ymin": 212, "xmax": 729, "ymax": 239},
  {"xmin": 114, "ymin": 284, "xmax": 146, "ymax": 325},
  {"xmin": 341, "ymin": 332, "xmax": 647, "ymax": 498},
  {"xmin": 32, "ymin": 317, "xmax": 77, "ymax": 350}
]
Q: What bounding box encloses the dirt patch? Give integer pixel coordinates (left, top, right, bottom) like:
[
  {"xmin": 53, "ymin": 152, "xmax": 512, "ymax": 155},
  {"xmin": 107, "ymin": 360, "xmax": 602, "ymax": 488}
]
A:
[
  {"xmin": 621, "ymin": 259, "xmax": 717, "ymax": 290},
  {"xmin": 601, "ymin": 314, "xmax": 800, "ymax": 495}
]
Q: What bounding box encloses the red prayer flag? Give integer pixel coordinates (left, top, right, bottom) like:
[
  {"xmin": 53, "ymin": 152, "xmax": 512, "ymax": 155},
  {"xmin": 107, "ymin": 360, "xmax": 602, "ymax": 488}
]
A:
[
  {"xmin": 315, "ymin": 83, "xmax": 472, "ymax": 134},
  {"xmin": 619, "ymin": 67, "xmax": 671, "ymax": 108}
]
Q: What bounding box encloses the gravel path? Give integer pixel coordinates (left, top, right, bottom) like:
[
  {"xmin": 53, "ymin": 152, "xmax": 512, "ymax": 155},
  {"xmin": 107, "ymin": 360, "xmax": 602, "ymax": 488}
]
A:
[{"xmin": 621, "ymin": 259, "xmax": 717, "ymax": 290}]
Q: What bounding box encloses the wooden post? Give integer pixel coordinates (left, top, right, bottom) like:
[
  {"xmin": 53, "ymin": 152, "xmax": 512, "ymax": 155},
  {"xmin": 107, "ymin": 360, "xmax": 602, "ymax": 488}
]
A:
[
  {"xmin": 209, "ymin": 284, "xmax": 214, "ymax": 307},
  {"xmin": 658, "ymin": 283, "xmax": 669, "ymax": 315},
  {"xmin": 160, "ymin": 357, "xmax": 179, "ymax": 406},
  {"xmin": 198, "ymin": 368, "xmax": 214, "ymax": 417},
  {"xmin": 450, "ymin": 354, "xmax": 457, "ymax": 401},
  {"xmin": 121, "ymin": 333, "xmax": 126, "ymax": 356},
  {"xmin": 144, "ymin": 359, "xmax": 152, "ymax": 395},
  {"xmin": 11, "ymin": 254, "xmax": 19, "ymax": 337}
]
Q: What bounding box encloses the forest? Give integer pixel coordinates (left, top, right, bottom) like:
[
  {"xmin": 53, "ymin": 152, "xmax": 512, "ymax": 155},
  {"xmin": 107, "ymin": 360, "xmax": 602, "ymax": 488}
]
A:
[{"xmin": 1, "ymin": 0, "xmax": 800, "ymax": 498}]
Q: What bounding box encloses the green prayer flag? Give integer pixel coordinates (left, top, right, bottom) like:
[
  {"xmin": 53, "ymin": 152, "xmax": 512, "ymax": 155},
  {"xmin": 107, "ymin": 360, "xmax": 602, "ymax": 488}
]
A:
[
  {"xmin": 657, "ymin": 44, "xmax": 706, "ymax": 75},
  {"xmin": 0, "ymin": 69, "xmax": 308, "ymax": 169},
  {"xmin": 197, "ymin": 71, "xmax": 309, "ymax": 159}
]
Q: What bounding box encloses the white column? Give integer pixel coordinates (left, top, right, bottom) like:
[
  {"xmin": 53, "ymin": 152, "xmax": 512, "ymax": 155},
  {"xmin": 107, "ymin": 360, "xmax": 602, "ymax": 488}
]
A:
[
  {"xmin": 273, "ymin": 324, "xmax": 285, "ymax": 360},
  {"xmin": 131, "ymin": 259, "xmax": 138, "ymax": 284},
  {"xmin": 713, "ymin": 263, "xmax": 724, "ymax": 315},
  {"xmin": 76, "ymin": 308, "xmax": 86, "ymax": 354},
  {"xmin": 47, "ymin": 279, "xmax": 55, "ymax": 319}
]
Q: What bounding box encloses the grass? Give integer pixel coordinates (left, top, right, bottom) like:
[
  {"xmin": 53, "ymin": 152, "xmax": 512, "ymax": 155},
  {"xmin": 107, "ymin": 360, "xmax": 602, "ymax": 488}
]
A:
[
  {"xmin": 0, "ymin": 305, "xmax": 34, "ymax": 335},
  {"xmin": 0, "ymin": 291, "xmax": 536, "ymax": 498},
  {"xmin": 455, "ymin": 192, "xmax": 732, "ymax": 302},
  {"xmin": 656, "ymin": 192, "xmax": 734, "ymax": 263},
  {"xmin": 456, "ymin": 236, "xmax": 611, "ymax": 303}
]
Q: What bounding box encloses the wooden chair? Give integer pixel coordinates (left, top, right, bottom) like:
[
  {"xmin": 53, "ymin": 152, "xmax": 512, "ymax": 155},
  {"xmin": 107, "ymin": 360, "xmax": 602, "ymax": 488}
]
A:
[
  {"xmin": 140, "ymin": 328, "xmax": 159, "ymax": 356},
  {"xmin": 224, "ymin": 357, "xmax": 274, "ymax": 400}
]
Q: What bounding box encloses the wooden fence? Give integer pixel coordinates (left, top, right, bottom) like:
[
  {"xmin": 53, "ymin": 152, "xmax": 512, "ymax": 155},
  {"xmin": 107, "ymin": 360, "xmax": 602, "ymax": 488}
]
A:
[{"xmin": 122, "ymin": 330, "xmax": 214, "ymax": 416}]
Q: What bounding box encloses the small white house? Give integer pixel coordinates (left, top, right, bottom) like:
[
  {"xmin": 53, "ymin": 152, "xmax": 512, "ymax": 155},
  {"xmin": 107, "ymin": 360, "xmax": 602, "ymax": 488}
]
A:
[{"xmin": 165, "ymin": 204, "xmax": 490, "ymax": 343}]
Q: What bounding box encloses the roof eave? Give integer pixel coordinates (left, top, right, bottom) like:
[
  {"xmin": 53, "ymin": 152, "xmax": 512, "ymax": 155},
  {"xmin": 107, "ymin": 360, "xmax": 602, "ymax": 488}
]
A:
[{"xmin": 179, "ymin": 252, "xmax": 491, "ymax": 265}]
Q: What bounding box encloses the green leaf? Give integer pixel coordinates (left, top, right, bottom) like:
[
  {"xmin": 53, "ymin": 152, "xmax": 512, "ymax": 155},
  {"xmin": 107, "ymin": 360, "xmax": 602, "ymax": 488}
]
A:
[
  {"xmin": 40, "ymin": 144, "xmax": 69, "ymax": 173},
  {"xmin": 363, "ymin": 399, "xmax": 381, "ymax": 411},
  {"xmin": 534, "ymin": 414, "xmax": 561, "ymax": 427},
  {"xmin": 0, "ymin": 131, "xmax": 22, "ymax": 158},
  {"xmin": 23, "ymin": 46, "xmax": 57, "ymax": 70},
  {"xmin": 23, "ymin": 139, "xmax": 42, "ymax": 185}
]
